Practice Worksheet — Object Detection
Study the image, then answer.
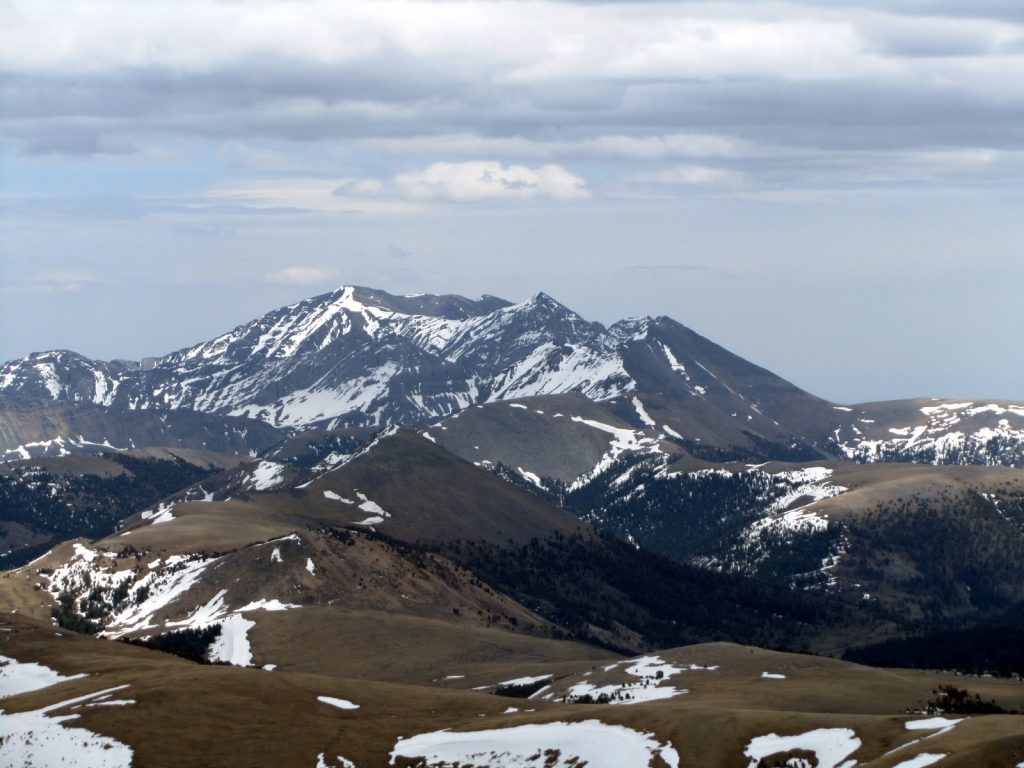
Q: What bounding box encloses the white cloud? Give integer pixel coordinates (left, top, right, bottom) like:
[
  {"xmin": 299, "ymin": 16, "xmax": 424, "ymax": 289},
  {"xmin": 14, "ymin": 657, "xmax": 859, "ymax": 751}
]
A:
[
  {"xmin": 627, "ymin": 164, "xmax": 745, "ymax": 186},
  {"xmin": 4, "ymin": 0, "xmax": 1023, "ymax": 199},
  {"xmin": 264, "ymin": 267, "xmax": 339, "ymax": 285},
  {"xmin": 5, "ymin": 2, "xmax": 1019, "ymax": 89},
  {"xmin": 201, "ymin": 162, "xmax": 590, "ymax": 213},
  {"xmin": 393, "ymin": 161, "xmax": 589, "ymax": 201}
]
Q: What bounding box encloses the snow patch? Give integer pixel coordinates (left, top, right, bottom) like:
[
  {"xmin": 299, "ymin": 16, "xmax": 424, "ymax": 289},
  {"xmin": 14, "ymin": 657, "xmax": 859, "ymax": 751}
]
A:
[
  {"xmin": 318, "ymin": 695, "xmax": 359, "ymax": 710},
  {"xmin": 554, "ymin": 654, "xmax": 699, "ymax": 706},
  {"xmin": 0, "ymin": 655, "xmax": 87, "ymax": 699},
  {"xmin": 316, "ymin": 755, "xmax": 356, "ymax": 768},
  {"xmin": 891, "ymin": 754, "xmax": 947, "ymax": 768},
  {"xmin": 660, "ymin": 343, "xmax": 689, "ymax": 380},
  {"xmin": 497, "ymin": 674, "xmax": 553, "ymax": 687},
  {"xmin": 905, "ymin": 717, "xmax": 962, "ymax": 732},
  {"xmin": 323, "ymin": 490, "xmax": 355, "ymax": 504},
  {"xmin": 390, "ymin": 719, "xmax": 679, "ymax": 768},
  {"xmin": 238, "ymin": 599, "xmax": 300, "ymax": 612},
  {"xmin": 743, "ymin": 728, "xmax": 860, "ymax": 768},
  {"xmin": 568, "ymin": 416, "xmax": 663, "ymax": 491},
  {"xmin": 631, "ymin": 397, "xmax": 656, "ymax": 427},
  {"xmin": 140, "ymin": 501, "xmax": 175, "ymax": 525},
  {"xmin": 0, "ymin": 684, "xmax": 135, "ymax": 768},
  {"xmin": 243, "ymin": 460, "xmax": 286, "ymax": 491},
  {"xmin": 208, "ymin": 613, "xmax": 255, "ymax": 666},
  {"xmin": 350, "ymin": 491, "xmax": 390, "ymax": 526},
  {"xmin": 516, "ymin": 467, "xmax": 545, "ymax": 489}
]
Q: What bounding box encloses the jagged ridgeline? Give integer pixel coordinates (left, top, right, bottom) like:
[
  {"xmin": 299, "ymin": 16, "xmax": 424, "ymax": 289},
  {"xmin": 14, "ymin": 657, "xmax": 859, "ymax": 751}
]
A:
[{"xmin": 3, "ymin": 285, "xmax": 1022, "ymax": 465}]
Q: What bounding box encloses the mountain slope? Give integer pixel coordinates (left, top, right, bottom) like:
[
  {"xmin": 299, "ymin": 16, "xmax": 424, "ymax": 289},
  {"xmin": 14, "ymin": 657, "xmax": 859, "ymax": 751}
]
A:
[
  {"xmin": 6, "ymin": 428, "xmax": 883, "ymax": 655},
  {"xmin": 830, "ymin": 398, "xmax": 1024, "ymax": 466},
  {"xmin": 0, "ymin": 288, "xmax": 631, "ymax": 430},
  {"xmin": 4, "ymin": 285, "xmax": 1022, "ymax": 469},
  {"xmin": 610, "ymin": 315, "xmax": 835, "ymax": 458},
  {"xmin": 0, "ymin": 394, "xmax": 283, "ymax": 461},
  {"xmin": 304, "ymin": 428, "xmax": 588, "ymax": 545},
  {"xmin": 421, "ymin": 394, "xmax": 1024, "ymax": 642},
  {"xmin": 424, "ymin": 394, "xmax": 649, "ymax": 484},
  {"xmin": 0, "ymin": 449, "xmax": 244, "ymax": 568}
]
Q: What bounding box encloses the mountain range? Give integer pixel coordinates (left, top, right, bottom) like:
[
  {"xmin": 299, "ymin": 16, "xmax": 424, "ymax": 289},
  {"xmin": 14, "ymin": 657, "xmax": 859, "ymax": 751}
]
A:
[
  {"xmin": 2, "ymin": 285, "xmax": 1024, "ymax": 767},
  {"xmin": 3, "ymin": 285, "xmax": 1023, "ymax": 467}
]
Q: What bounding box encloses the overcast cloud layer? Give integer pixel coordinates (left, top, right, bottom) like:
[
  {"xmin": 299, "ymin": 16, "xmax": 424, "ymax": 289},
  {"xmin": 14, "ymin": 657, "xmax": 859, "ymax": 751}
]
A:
[{"xmin": 2, "ymin": 0, "xmax": 1022, "ymax": 402}]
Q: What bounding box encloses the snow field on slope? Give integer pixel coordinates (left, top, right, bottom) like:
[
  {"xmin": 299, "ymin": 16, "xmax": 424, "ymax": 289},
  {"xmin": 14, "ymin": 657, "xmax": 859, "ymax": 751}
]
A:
[
  {"xmin": 323, "ymin": 489, "xmax": 391, "ymax": 525},
  {"xmin": 0, "ymin": 434, "xmax": 122, "ymax": 460},
  {"xmin": 323, "ymin": 490, "xmax": 354, "ymax": 503},
  {"xmin": 46, "ymin": 542, "xmax": 300, "ymax": 665},
  {"xmin": 836, "ymin": 400, "xmax": 1024, "ymax": 465},
  {"xmin": 905, "ymin": 717, "xmax": 962, "ymax": 732},
  {"xmin": 0, "ymin": 655, "xmax": 86, "ymax": 698},
  {"xmin": 318, "ymin": 696, "xmax": 359, "ymax": 710},
  {"xmin": 517, "ymin": 467, "xmax": 545, "ymax": 489},
  {"xmin": 549, "ymin": 654, "xmax": 717, "ymax": 706},
  {"xmin": 632, "ymin": 396, "xmax": 656, "ymax": 427},
  {"xmin": 743, "ymin": 728, "xmax": 860, "ymax": 768},
  {"xmin": 560, "ymin": 680, "xmax": 684, "ymax": 705},
  {"xmin": 44, "ymin": 544, "xmax": 201, "ymax": 639},
  {"xmin": 496, "ymin": 674, "xmax": 553, "ymax": 687},
  {"xmin": 766, "ymin": 467, "xmax": 846, "ymax": 514},
  {"xmin": 389, "ymin": 719, "xmax": 679, "ymax": 768},
  {"xmin": 882, "ymin": 716, "xmax": 965, "ymax": 760},
  {"xmin": 660, "ymin": 342, "xmax": 689, "ymax": 381},
  {"xmin": 742, "ymin": 467, "xmax": 847, "ymax": 541},
  {"xmin": 566, "ymin": 416, "xmax": 663, "ymax": 491},
  {"xmin": 243, "ymin": 460, "xmax": 286, "ymax": 491},
  {"xmin": 163, "ymin": 582, "xmax": 300, "ymax": 666},
  {"xmin": 208, "ymin": 613, "xmax": 257, "ymax": 666},
  {"xmin": 140, "ymin": 501, "xmax": 175, "ymax": 525},
  {"xmin": 0, "ymin": 656, "xmax": 135, "ymax": 768},
  {"xmin": 99, "ymin": 554, "xmax": 218, "ymax": 637}
]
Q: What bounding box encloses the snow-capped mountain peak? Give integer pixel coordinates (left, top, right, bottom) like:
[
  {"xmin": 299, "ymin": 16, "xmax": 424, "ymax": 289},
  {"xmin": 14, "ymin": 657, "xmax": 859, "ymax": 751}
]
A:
[
  {"xmin": 4, "ymin": 285, "xmax": 1022, "ymax": 469},
  {"xmin": 0, "ymin": 287, "xmax": 633, "ymax": 429}
]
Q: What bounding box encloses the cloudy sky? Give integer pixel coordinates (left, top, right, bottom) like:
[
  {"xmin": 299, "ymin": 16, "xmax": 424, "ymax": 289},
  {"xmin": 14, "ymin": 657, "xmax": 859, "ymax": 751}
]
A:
[{"xmin": 2, "ymin": 0, "xmax": 1022, "ymax": 403}]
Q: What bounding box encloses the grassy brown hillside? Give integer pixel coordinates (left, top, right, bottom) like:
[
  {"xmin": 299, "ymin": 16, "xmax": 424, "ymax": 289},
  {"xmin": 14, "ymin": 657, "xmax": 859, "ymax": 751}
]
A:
[{"xmin": 2, "ymin": 611, "xmax": 1022, "ymax": 767}]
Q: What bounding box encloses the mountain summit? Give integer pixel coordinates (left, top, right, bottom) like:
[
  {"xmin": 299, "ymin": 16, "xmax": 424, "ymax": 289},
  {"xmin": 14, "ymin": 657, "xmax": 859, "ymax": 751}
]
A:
[
  {"xmin": 0, "ymin": 286, "xmax": 685, "ymax": 430},
  {"xmin": 2, "ymin": 285, "xmax": 1023, "ymax": 468}
]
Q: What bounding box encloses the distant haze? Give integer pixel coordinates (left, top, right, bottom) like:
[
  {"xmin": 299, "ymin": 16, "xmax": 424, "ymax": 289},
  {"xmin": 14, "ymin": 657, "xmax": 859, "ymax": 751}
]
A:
[{"xmin": 1, "ymin": 1, "xmax": 1021, "ymax": 404}]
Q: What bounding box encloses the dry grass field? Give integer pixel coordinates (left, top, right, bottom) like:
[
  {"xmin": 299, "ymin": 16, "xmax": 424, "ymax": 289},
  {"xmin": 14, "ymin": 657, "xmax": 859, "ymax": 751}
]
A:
[{"xmin": 3, "ymin": 609, "xmax": 1023, "ymax": 767}]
